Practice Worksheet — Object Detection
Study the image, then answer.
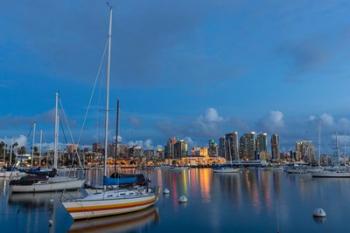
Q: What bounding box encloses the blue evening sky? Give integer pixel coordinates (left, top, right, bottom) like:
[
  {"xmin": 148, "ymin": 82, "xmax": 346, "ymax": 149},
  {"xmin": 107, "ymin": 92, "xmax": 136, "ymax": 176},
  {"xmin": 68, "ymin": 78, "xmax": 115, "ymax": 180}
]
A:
[{"xmin": 1, "ymin": 0, "xmax": 350, "ymax": 151}]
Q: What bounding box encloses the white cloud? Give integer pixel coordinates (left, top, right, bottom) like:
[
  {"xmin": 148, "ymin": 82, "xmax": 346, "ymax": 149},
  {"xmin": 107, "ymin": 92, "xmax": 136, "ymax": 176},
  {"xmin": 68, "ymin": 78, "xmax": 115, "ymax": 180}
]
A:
[
  {"xmin": 196, "ymin": 108, "xmax": 224, "ymax": 135},
  {"xmin": 320, "ymin": 113, "xmax": 334, "ymax": 126},
  {"xmin": 203, "ymin": 108, "xmax": 223, "ymax": 123},
  {"xmin": 127, "ymin": 138, "xmax": 153, "ymax": 149},
  {"xmin": 260, "ymin": 110, "xmax": 284, "ymax": 132},
  {"xmin": 0, "ymin": 135, "xmax": 28, "ymax": 147}
]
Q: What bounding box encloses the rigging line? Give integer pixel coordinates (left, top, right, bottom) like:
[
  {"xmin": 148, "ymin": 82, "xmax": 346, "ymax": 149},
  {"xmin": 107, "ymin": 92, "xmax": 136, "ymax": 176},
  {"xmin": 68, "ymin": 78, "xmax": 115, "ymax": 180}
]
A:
[
  {"xmin": 59, "ymin": 99, "xmax": 75, "ymax": 144},
  {"xmin": 78, "ymin": 39, "xmax": 109, "ymax": 145},
  {"xmin": 59, "ymin": 116, "xmax": 69, "ymax": 145},
  {"xmin": 59, "ymin": 100, "xmax": 84, "ymax": 169}
]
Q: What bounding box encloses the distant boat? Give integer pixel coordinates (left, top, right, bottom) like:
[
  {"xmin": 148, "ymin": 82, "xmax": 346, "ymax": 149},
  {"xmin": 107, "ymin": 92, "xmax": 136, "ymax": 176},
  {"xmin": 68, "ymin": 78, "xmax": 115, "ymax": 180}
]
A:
[
  {"xmin": 213, "ymin": 138, "xmax": 240, "ymax": 174},
  {"xmin": 284, "ymin": 165, "xmax": 308, "ymax": 174},
  {"xmin": 213, "ymin": 166, "xmax": 240, "ymax": 174},
  {"xmin": 312, "ymin": 133, "xmax": 350, "ymax": 178},
  {"xmin": 312, "ymin": 169, "xmax": 350, "ymax": 178}
]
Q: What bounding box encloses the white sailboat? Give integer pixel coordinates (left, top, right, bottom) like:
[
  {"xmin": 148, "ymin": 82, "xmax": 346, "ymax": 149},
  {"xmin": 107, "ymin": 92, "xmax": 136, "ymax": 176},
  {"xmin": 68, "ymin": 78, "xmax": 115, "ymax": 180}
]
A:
[
  {"xmin": 9, "ymin": 93, "xmax": 85, "ymax": 192},
  {"xmin": 312, "ymin": 133, "xmax": 350, "ymax": 178},
  {"xmin": 213, "ymin": 137, "xmax": 239, "ymax": 173},
  {"xmin": 62, "ymin": 7, "xmax": 158, "ymax": 220}
]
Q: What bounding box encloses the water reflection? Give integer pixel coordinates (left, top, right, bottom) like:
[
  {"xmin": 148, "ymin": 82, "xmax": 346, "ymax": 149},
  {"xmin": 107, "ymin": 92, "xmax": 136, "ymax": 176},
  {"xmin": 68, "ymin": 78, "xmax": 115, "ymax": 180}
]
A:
[
  {"xmin": 69, "ymin": 207, "xmax": 159, "ymax": 233},
  {"xmin": 1, "ymin": 168, "xmax": 350, "ymax": 232}
]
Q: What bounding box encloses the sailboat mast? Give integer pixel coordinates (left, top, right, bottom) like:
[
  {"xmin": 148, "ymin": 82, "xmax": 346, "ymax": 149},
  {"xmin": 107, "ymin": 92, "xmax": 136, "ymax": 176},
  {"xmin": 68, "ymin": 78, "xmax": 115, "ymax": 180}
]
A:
[
  {"xmin": 54, "ymin": 92, "xmax": 59, "ymax": 169},
  {"xmin": 318, "ymin": 123, "xmax": 321, "ymax": 166},
  {"xmin": 115, "ymin": 99, "xmax": 119, "ymax": 174},
  {"xmin": 104, "ymin": 7, "xmax": 113, "ymax": 178},
  {"xmin": 31, "ymin": 122, "xmax": 36, "ymax": 167},
  {"xmin": 39, "ymin": 130, "xmax": 43, "ymax": 166},
  {"xmin": 9, "ymin": 138, "xmax": 13, "ymax": 166}
]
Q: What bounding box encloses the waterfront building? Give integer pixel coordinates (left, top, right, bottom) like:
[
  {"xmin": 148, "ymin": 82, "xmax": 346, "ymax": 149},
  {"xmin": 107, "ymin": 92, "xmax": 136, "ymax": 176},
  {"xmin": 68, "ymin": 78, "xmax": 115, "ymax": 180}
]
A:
[
  {"xmin": 271, "ymin": 134, "xmax": 280, "ymax": 161},
  {"xmin": 225, "ymin": 132, "xmax": 239, "ymax": 161},
  {"xmin": 295, "ymin": 140, "xmax": 315, "ymax": 162},
  {"xmin": 165, "ymin": 137, "xmax": 176, "ymax": 159},
  {"xmin": 208, "ymin": 139, "xmax": 218, "ymax": 157},
  {"xmin": 144, "ymin": 149, "xmax": 155, "ymax": 159},
  {"xmin": 174, "ymin": 140, "xmax": 188, "ymax": 158},
  {"xmin": 239, "ymin": 132, "xmax": 256, "ymax": 160},
  {"xmin": 66, "ymin": 144, "xmax": 78, "ymax": 154},
  {"xmin": 128, "ymin": 145, "xmax": 143, "ymax": 157},
  {"xmin": 92, "ymin": 143, "xmax": 102, "ymax": 153},
  {"xmin": 256, "ymin": 133, "xmax": 269, "ymax": 160},
  {"xmin": 218, "ymin": 137, "xmax": 226, "ymax": 157},
  {"xmin": 200, "ymin": 147, "xmax": 209, "ymax": 157}
]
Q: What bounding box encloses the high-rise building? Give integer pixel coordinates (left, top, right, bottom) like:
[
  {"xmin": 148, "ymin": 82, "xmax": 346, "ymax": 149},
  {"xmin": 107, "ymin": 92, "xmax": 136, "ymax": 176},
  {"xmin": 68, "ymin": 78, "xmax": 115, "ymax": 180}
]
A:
[
  {"xmin": 295, "ymin": 140, "xmax": 315, "ymax": 162},
  {"xmin": 271, "ymin": 134, "xmax": 280, "ymax": 160},
  {"xmin": 218, "ymin": 137, "xmax": 226, "ymax": 157},
  {"xmin": 225, "ymin": 132, "xmax": 239, "ymax": 161},
  {"xmin": 239, "ymin": 132, "xmax": 256, "ymax": 160},
  {"xmin": 208, "ymin": 139, "xmax": 218, "ymax": 157},
  {"xmin": 165, "ymin": 137, "xmax": 176, "ymax": 159},
  {"xmin": 174, "ymin": 140, "xmax": 188, "ymax": 158},
  {"xmin": 256, "ymin": 133, "xmax": 269, "ymax": 160}
]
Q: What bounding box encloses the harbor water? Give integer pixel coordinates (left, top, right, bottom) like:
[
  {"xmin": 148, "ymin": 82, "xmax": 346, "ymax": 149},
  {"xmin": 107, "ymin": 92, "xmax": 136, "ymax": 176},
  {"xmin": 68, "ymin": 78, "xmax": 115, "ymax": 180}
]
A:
[{"xmin": 1, "ymin": 167, "xmax": 350, "ymax": 233}]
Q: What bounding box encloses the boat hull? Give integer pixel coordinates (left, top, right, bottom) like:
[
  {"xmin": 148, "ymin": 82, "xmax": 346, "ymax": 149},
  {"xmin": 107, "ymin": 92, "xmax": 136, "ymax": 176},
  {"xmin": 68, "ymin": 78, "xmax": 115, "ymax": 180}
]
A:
[
  {"xmin": 63, "ymin": 194, "xmax": 157, "ymax": 220},
  {"xmin": 213, "ymin": 168, "xmax": 240, "ymax": 173},
  {"xmin": 312, "ymin": 172, "xmax": 350, "ymax": 178},
  {"xmin": 0, "ymin": 171, "xmax": 25, "ymax": 178},
  {"xmin": 10, "ymin": 178, "xmax": 85, "ymax": 193}
]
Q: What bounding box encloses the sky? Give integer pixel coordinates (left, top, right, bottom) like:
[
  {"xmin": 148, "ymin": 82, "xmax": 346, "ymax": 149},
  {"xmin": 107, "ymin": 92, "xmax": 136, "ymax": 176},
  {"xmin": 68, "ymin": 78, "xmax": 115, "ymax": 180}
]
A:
[{"xmin": 1, "ymin": 0, "xmax": 350, "ymax": 152}]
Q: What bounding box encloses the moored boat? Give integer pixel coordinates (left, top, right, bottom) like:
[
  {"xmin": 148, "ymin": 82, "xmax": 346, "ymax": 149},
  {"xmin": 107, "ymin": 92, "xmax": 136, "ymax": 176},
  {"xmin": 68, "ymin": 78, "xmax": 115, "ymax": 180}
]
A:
[
  {"xmin": 62, "ymin": 7, "xmax": 158, "ymax": 220},
  {"xmin": 213, "ymin": 166, "xmax": 240, "ymax": 173},
  {"xmin": 63, "ymin": 187, "xmax": 157, "ymax": 220}
]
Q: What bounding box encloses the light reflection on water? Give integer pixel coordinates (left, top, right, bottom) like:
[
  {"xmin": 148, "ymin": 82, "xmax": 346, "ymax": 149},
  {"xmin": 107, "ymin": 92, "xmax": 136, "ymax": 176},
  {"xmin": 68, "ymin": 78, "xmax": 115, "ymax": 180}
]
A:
[{"xmin": 1, "ymin": 168, "xmax": 350, "ymax": 232}]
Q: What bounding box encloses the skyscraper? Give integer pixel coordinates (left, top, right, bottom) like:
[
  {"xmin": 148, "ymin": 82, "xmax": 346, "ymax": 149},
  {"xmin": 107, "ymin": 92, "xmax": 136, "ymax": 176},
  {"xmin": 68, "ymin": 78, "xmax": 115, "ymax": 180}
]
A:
[
  {"xmin": 174, "ymin": 140, "xmax": 188, "ymax": 158},
  {"xmin": 225, "ymin": 132, "xmax": 239, "ymax": 161},
  {"xmin": 208, "ymin": 139, "xmax": 218, "ymax": 157},
  {"xmin": 271, "ymin": 134, "xmax": 280, "ymax": 161},
  {"xmin": 218, "ymin": 137, "xmax": 226, "ymax": 157},
  {"xmin": 256, "ymin": 133, "xmax": 268, "ymax": 160},
  {"xmin": 165, "ymin": 137, "xmax": 176, "ymax": 159},
  {"xmin": 239, "ymin": 132, "xmax": 256, "ymax": 160}
]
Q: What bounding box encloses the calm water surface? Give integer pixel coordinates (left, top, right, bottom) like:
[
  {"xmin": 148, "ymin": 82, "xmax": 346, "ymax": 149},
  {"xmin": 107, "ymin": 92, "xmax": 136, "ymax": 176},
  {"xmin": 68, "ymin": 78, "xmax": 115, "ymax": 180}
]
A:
[{"xmin": 1, "ymin": 168, "xmax": 350, "ymax": 233}]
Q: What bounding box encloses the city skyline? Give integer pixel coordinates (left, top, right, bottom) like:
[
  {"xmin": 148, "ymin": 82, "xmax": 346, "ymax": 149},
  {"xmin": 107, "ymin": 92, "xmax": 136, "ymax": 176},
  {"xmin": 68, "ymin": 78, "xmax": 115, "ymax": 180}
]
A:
[{"xmin": 2, "ymin": 1, "xmax": 350, "ymax": 151}]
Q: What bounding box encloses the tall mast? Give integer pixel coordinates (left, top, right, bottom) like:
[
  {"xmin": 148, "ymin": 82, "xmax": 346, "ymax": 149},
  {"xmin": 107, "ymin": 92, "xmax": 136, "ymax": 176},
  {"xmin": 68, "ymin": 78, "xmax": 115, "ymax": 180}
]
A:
[
  {"xmin": 104, "ymin": 6, "xmax": 113, "ymax": 178},
  {"xmin": 336, "ymin": 132, "xmax": 339, "ymax": 164},
  {"xmin": 115, "ymin": 99, "xmax": 119, "ymax": 174},
  {"xmin": 39, "ymin": 130, "xmax": 43, "ymax": 167},
  {"xmin": 317, "ymin": 123, "xmax": 321, "ymax": 166},
  {"xmin": 9, "ymin": 138, "xmax": 13, "ymax": 166},
  {"xmin": 54, "ymin": 92, "xmax": 59, "ymax": 169},
  {"xmin": 31, "ymin": 122, "xmax": 36, "ymax": 166}
]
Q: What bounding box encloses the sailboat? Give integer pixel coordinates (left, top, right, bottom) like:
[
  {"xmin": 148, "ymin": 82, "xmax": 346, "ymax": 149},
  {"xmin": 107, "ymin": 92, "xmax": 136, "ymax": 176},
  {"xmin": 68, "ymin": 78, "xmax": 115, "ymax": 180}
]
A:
[
  {"xmin": 62, "ymin": 7, "xmax": 158, "ymax": 220},
  {"xmin": 306, "ymin": 124, "xmax": 323, "ymax": 174},
  {"xmin": 213, "ymin": 137, "xmax": 239, "ymax": 173},
  {"xmin": 9, "ymin": 93, "xmax": 85, "ymax": 192},
  {"xmin": 312, "ymin": 133, "xmax": 350, "ymax": 178}
]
